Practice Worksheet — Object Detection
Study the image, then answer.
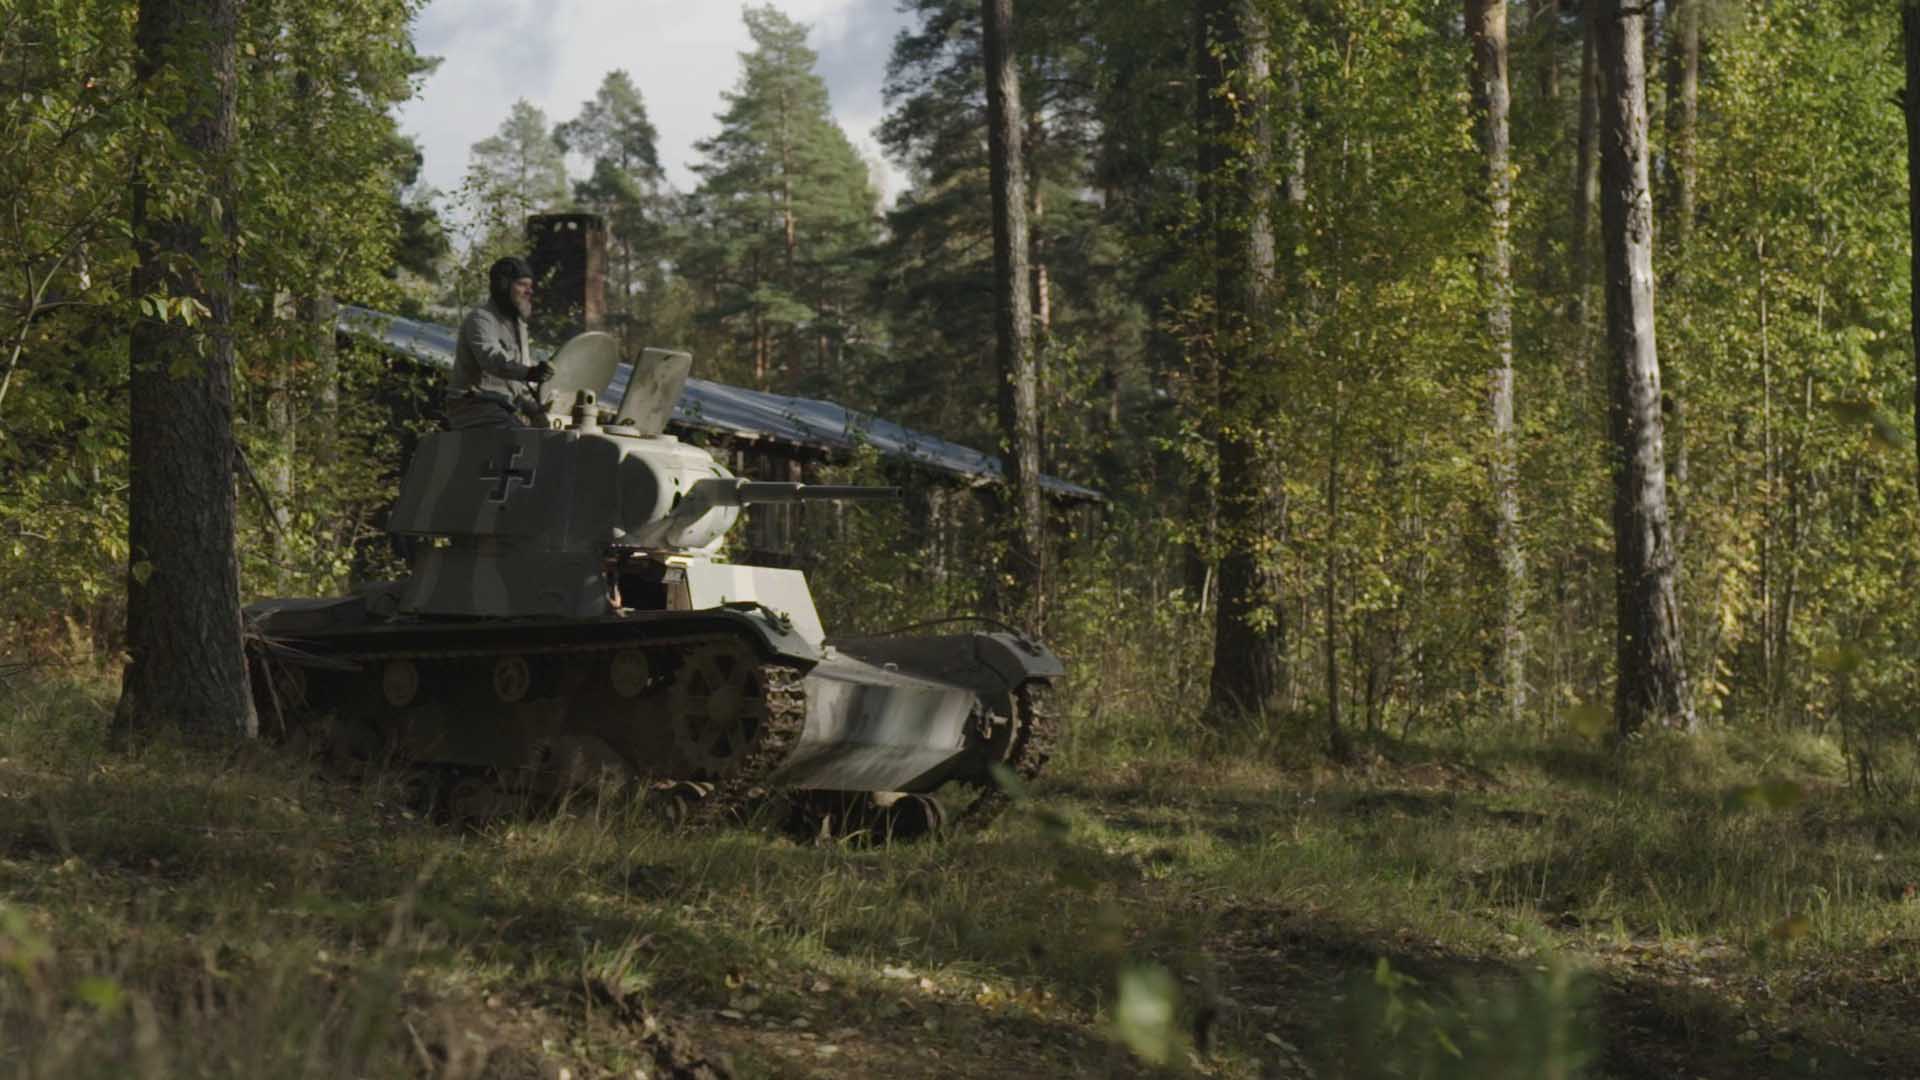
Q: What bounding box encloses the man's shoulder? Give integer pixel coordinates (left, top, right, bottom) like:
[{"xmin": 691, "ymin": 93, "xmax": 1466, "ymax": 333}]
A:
[{"xmin": 459, "ymin": 302, "xmax": 512, "ymax": 336}]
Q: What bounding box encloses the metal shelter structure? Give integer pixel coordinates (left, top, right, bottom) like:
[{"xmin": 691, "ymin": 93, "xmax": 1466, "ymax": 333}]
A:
[{"xmin": 337, "ymin": 303, "xmax": 1102, "ymax": 503}]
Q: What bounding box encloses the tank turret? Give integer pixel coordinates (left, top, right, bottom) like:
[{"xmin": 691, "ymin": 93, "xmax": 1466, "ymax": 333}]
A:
[{"xmin": 386, "ymin": 392, "xmax": 899, "ymax": 621}]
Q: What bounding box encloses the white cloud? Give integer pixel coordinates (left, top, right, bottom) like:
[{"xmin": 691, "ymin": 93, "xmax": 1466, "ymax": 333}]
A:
[{"xmin": 395, "ymin": 0, "xmax": 915, "ymax": 215}]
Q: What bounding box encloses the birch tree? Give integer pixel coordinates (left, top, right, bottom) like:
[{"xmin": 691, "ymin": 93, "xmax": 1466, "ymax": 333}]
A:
[
  {"xmin": 1467, "ymin": 0, "xmax": 1526, "ymax": 725},
  {"xmin": 1596, "ymin": 0, "xmax": 1692, "ymax": 735}
]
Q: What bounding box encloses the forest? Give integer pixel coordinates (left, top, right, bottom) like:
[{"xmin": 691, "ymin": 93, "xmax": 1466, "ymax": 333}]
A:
[{"xmin": 5, "ymin": 0, "xmax": 1920, "ymax": 1075}]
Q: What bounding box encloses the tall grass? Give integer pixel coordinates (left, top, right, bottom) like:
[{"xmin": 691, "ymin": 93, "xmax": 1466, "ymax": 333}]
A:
[{"xmin": 4, "ymin": 622, "xmax": 1918, "ymax": 1077}]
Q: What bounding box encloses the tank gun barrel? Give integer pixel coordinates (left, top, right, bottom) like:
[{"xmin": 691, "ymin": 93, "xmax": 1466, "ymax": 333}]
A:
[
  {"xmin": 733, "ymin": 481, "xmax": 902, "ymax": 504},
  {"xmin": 634, "ymin": 477, "xmax": 902, "ymax": 552}
]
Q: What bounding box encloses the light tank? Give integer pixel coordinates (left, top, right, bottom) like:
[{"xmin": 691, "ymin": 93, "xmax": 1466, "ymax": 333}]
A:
[{"xmin": 244, "ymin": 334, "xmax": 1062, "ymax": 836}]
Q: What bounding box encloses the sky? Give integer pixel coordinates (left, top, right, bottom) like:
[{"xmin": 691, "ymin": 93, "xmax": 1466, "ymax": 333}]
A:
[{"xmin": 394, "ymin": 0, "xmax": 917, "ymax": 217}]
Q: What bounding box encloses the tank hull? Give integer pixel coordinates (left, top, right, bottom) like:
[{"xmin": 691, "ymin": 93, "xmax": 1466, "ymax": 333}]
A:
[{"xmin": 245, "ymin": 599, "xmax": 1059, "ymax": 824}]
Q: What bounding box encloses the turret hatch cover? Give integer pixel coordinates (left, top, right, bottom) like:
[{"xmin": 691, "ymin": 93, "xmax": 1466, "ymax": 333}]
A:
[{"xmin": 539, "ymin": 331, "xmax": 621, "ymax": 413}]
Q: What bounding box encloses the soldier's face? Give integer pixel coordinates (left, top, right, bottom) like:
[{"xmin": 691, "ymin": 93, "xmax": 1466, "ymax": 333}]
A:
[{"xmin": 510, "ymin": 277, "xmax": 533, "ymax": 318}]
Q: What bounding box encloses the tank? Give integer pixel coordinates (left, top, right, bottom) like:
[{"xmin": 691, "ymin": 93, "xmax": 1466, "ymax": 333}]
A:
[{"xmin": 243, "ymin": 333, "xmax": 1062, "ymax": 836}]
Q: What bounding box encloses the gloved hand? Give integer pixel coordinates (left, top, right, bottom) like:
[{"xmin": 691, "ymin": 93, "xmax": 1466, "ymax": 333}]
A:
[{"xmin": 528, "ymin": 360, "xmax": 556, "ymax": 383}]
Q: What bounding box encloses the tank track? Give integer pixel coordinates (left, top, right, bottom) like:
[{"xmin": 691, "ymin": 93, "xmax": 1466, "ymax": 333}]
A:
[
  {"xmin": 685, "ymin": 661, "xmax": 806, "ymax": 825},
  {"xmin": 250, "ymin": 631, "xmax": 809, "ymax": 826}
]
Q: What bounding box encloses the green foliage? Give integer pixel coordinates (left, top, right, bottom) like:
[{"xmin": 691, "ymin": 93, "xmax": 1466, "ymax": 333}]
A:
[
  {"xmin": 876, "ymin": 0, "xmax": 1171, "ymax": 500},
  {"xmin": 557, "ymin": 71, "xmax": 671, "ymax": 350},
  {"xmin": 455, "ymin": 97, "xmax": 570, "ymax": 272},
  {"xmin": 0, "ymin": 0, "xmax": 431, "ymax": 657},
  {"xmin": 1348, "ymin": 957, "xmax": 1597, "ymax": 1079}
]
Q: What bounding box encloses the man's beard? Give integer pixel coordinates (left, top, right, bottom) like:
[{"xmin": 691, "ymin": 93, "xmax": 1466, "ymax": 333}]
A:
[{"xmin": 513, "ymin": 294, "xmax": 532, "ymax": 321}]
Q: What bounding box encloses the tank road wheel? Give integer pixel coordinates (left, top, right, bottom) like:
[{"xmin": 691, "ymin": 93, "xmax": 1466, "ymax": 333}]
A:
[
  {"xmin": 668, "ymin": 642, "xmax": 771, "ymax": 779},
  {"xmin": 608, "ymin": 650, "xmax": 652, "ymax": 698},
  {"xmin": 492, "ymin": 656, "xmax": 532, "ymax": 703},
  {"xmin": 382, "ymin": 659, "xmax": 420, "ymax": 708}
]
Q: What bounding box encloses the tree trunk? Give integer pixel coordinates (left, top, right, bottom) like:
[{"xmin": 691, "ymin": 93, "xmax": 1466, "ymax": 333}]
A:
[
  {"xmin": 265, "ymin": 298, "xmax": 295, "ymax": 587},
  {"xmin": 982, "ymin": 0, "xmax": 1046, "ymax": 632},
  {"xmin": 1906, "ymin": 4, "xmax": 1920, "ymax": 499},
  {"xmin": 115, "ymin": 0, "xmax": 255, "ymax": 738},
  {"xmin": 1661, "ymin": 0, "xmax": 1698, "ymax": 249},
  {"xmin": 1527, "ymin": 0, "xmax": 1564, "ymax": 291},
  {"xmin": 1662, "ymin": 0, "xmax": 1699, "ymax": 547},
  {"xmin": 1570, "ymin": 9, "xmax": 1599, "ymax": 346},
  {"xmin": 1325, "ymin": 388, "xmax": 1351, "ymax": 760},
  {"xmin": 1028, "ymin": 114, "xmax": 1051, "ymax": 340},
  {"xmin": 1533, "ymin": 0, "xmax": 1561, "ymax": 101},
  {"xmin": 303, "ymin": 294, "xmax": 339, "ymax": 464},
  {"xmin": 1596, "ymin": 0, "xmax": 1692, "ymax": 736},
  {"xmin": 1467, "ymin": 0, "xmax": 1526, "ymax": 726},
  {"xmin": 1201, "ymin": 0, "xmax": 1287, "ymax": 724}
]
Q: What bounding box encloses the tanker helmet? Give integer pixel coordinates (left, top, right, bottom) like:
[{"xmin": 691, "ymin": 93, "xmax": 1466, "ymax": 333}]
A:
[{"xmin": 488, "ymin": 255, "xmax": 534, "ymax": 312}]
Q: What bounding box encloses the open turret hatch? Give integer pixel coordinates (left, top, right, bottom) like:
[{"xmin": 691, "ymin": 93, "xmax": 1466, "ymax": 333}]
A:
[
  {"xmin": 538, "ymin": 331, "xmax": 620, "ymax": 414},
  {"xmin": 540, "ymin": 335, "xmax": 691, "ymax": 438},
  {"xmin": 611, "ymin": 348, "xmax": 691, "ymax": 436}
]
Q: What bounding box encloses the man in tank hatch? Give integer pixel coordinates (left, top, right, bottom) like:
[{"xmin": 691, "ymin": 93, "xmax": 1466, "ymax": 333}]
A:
[{"xmin": 446, "ymin": 255, "xmax": 556, "ymax": 430}]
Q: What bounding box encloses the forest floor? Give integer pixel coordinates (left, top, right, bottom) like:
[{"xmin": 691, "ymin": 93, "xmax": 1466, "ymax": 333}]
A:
[{"xmin": 4, "ymin": 671, "xmax": 1920, "ymax": 1078}]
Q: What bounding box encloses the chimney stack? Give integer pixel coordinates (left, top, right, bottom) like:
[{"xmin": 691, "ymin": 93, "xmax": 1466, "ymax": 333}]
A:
[{"xmin": 526, "ymin": 213, "xmax": 607, "ymax": 343}]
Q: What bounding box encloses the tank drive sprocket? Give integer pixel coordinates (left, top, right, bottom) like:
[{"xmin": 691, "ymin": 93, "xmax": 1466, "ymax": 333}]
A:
[{"xmin": 668, "ymin": 640, "xmax": 773, "ymax": 777}]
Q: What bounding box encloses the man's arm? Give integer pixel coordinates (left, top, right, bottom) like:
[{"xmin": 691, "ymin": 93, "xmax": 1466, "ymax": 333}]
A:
[{"xmin": 458, "ymin": 308, "xmax": 536, "ymax": 380}]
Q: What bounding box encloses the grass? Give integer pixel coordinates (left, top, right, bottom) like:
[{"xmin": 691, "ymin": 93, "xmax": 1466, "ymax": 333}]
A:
[{"xmin": 4, "ymin": 663, "xmax": 1920, "ymax": 1077}]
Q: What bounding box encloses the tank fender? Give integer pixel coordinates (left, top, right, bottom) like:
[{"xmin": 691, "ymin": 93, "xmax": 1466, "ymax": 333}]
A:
[
  {"xmin": 712, "ymin": 602, "xmax": 822, "ymax": 666},
  {"xmin": 970, "ymin": 632, "xmax": 1065, "ymax": 690}
]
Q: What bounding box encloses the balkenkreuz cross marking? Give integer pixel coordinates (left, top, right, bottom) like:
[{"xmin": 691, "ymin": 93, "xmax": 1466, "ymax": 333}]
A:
[{"xmin": 481, "ymin": 443, "xmax": 535, "ymax": 502}]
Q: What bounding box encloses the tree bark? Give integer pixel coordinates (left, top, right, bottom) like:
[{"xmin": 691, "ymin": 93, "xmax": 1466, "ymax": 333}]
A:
[
  {"xmin": 265, "ymin": 301, "xmax": 296, "ymax": 587},
  {"xmin": 1596, "ymin": 0, "xmax": 1692, "ymax": 736},
  {"xmin": 982, "ymin": 0, "xmax": 1046, "ymax": 632},
  {"xmin": 1905, "ymin": 4, "xmax": 1920, "ymax": 500},
  {"xmin": 115, "ymin": 0, "xmax": 255, "ymax": 738},
  {"xmin": 1467, "ymin": 0, "xmax": 1526, "ymax": 726},
  {"xmin": 1570, "ymin": 8, "xmax": 1599, "ymax": 345},
  {"xmin": 1202, "ymin": 0, "xmax": 1288, "ymax": 723},
  {"xmin": 1661, "ymin": 0, "xmax": 1699, "ymax": 545},
  {"xmin": 1661, "ymin": 0, "xmax": 1698, "ymax": 250},
  {"xmin": 303, "ymin": 294, "xmax": 339, "ymax": 464}
]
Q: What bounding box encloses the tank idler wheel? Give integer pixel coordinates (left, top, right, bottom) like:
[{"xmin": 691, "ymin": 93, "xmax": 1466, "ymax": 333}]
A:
[
  {"xmin": 667, "ymin": 642, "xmax": 770, "ymax": 778},
  {"xmin": 947, "ymin": 680, "xmax": 1056, "ymax": 829}
]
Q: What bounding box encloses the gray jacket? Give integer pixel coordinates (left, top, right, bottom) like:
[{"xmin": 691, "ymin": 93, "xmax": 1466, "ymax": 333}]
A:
[{"xmin": 448, "ymin": 300, "xmax": 538, "ymax": 428}]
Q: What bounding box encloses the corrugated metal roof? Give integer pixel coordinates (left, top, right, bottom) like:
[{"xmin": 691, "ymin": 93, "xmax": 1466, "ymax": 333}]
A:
[{"xmin": 338, "ymin": 304, "xmax": 1103, "ymax": 502}]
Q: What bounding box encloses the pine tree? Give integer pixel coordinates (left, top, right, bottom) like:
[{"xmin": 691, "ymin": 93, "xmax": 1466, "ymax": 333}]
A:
[
  {"xmin": 464, "ymin": 99, "xmax": 569, "ymax": 249},
  {"xmin": 116, "ymin": 0, "xmax": 255, "ymax": 737},
  {"xmin": 1596, "ymin": 0, "xmax": 1691, "ymax": 735},
  {"xmin": 1467, "ymin": 0, "xmax": 1526, "ymax": 725},
  {"xmin": 558, "ymin": 71, "xmax": 669, "ymax": 350},
  {"xmin": 877, "ymin": 0, "xmax": 1165, "ymax": 482},
  {"xmin": 684, "ymin": 5, "xmax": 878, "ymax": 394}
]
